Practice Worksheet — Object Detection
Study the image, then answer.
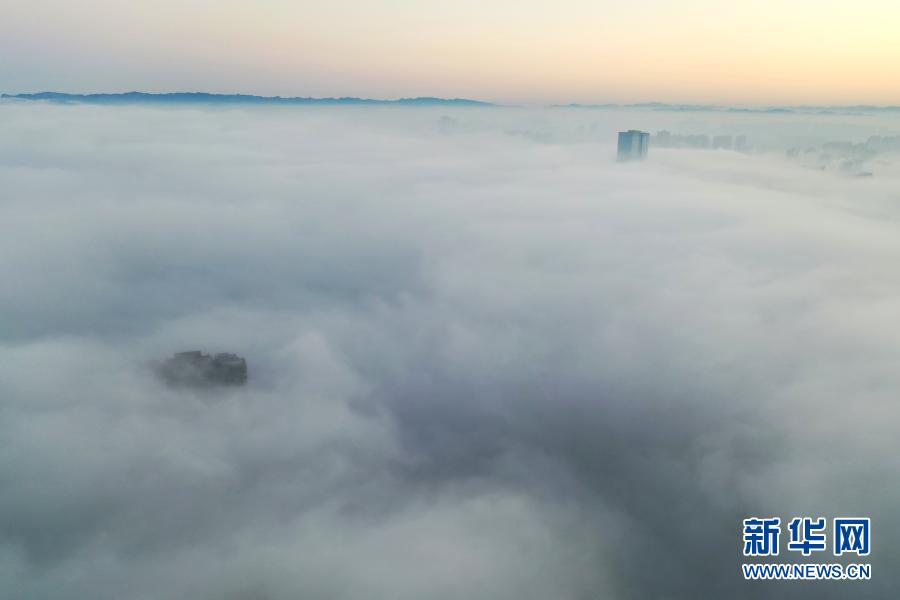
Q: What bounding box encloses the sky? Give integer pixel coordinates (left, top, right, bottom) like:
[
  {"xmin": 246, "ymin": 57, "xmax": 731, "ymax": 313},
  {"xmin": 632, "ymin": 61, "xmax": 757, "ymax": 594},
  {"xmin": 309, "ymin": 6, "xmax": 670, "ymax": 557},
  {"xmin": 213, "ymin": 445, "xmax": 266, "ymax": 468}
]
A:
[
  {"xmin": 2, "ymin": 101, "xmax": 900, "ymax": 598},
  {"xmin": 3, "ymin": 0, "xmax": 900, "ymax": 104}
]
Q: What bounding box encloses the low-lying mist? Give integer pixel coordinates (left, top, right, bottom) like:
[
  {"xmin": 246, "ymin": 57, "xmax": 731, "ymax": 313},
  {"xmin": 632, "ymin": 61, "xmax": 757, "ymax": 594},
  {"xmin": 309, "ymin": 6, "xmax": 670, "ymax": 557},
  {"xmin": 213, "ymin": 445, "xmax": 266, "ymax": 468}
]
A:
[{"xmin": 2, "ymin": 101, "xmax": 899, "ymax": 599}]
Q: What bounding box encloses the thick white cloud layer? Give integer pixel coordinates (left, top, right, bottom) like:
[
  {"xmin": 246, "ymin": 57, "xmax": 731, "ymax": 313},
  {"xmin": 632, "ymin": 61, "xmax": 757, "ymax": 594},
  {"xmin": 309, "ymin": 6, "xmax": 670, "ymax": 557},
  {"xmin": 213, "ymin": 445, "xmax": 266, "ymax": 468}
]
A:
[{"xmin": 1, "ymin": 101, "xmax": 899, "ymax": 599}]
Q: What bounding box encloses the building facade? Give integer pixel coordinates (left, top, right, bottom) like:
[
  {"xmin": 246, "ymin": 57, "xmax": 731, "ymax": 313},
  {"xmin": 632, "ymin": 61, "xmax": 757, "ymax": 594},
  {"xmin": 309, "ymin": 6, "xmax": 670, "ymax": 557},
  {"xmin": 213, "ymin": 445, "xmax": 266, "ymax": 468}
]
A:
[{"xmin": 617, "ymin": 130, "xmax": 650, "ymax": 161}]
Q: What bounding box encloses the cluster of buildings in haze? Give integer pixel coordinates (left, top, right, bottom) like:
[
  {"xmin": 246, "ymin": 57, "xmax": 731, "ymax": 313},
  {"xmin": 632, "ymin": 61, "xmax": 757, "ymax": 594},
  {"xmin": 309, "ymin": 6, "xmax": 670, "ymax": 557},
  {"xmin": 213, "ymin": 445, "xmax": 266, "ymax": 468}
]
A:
[
  {"xmin": 155, "ymin": 351, "xmax": 248, "ymax": 388},
  {"xmin": 654, "ymin": 131, "xmax": 751, "ymax": 152},
  {"xmin": 786, "ymin": 134, "xmax": 900, "ymax": 177},
  {"xmin": 616, "ymin": 129, "xmax": 900, "ymax": 177},
  {"xmin": 617, "ymin": 129, "xmax": 753, "ymax": 161}
]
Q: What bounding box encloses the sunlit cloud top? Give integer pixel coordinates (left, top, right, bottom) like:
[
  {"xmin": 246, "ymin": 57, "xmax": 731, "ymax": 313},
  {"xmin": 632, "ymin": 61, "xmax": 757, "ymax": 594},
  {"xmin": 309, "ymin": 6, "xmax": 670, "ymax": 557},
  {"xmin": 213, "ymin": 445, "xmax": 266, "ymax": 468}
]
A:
[{"xmin": 3, "ymin": 0, "xmax": 900, "ymax": 104}]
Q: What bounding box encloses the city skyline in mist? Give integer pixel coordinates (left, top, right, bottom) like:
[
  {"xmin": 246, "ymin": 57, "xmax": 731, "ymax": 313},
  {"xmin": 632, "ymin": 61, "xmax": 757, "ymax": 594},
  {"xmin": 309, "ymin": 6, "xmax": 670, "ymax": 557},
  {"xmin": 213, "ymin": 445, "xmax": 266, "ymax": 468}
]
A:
[{"xmin": 3, "ymin": 0, "xmax": 899, "ymax": 106}]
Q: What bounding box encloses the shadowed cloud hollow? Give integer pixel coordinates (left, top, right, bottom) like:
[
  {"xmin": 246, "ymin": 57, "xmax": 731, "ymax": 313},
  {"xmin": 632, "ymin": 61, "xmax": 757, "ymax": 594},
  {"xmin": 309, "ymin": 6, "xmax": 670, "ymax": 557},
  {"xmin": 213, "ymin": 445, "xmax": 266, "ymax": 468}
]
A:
[{"xmin": 1, "ymin": 101, "xmax": 899, "ymax": 599}]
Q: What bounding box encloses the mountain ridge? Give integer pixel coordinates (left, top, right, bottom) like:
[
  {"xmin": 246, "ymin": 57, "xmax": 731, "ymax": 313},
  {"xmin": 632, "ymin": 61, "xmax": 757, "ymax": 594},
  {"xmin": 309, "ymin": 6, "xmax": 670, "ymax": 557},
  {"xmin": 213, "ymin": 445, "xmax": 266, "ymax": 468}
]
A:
[
  {"xmin": 553, "ymin": 102, "xmax": 900, "ymax": 114},
  {"xmin": 1, "ymin": 91, "xmax": 496, "ymax": 107}
]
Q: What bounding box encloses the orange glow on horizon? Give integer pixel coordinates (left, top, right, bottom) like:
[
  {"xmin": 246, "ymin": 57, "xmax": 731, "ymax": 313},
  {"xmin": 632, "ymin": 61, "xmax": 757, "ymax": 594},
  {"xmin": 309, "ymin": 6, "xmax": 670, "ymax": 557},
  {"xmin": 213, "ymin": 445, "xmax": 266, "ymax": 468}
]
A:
[{"xmin": 2, "ymin": 0, "xmax": 899, "ymax": 104}]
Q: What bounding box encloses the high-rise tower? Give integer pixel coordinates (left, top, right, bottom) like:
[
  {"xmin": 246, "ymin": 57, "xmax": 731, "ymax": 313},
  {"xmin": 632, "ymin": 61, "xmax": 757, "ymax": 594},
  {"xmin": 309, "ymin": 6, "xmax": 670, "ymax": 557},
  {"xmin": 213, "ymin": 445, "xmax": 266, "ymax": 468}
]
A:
[{"xmin": 617, "ymin": 130, "xmax": 649, "ymax": 161}]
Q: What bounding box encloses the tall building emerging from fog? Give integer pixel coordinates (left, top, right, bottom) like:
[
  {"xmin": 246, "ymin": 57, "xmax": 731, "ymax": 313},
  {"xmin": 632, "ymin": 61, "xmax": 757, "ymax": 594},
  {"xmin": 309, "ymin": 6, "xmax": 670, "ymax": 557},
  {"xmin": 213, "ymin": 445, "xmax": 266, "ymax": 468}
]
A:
[{"xmin": 617, "ymin": 130, "xmax": 649, "ymax": 161}]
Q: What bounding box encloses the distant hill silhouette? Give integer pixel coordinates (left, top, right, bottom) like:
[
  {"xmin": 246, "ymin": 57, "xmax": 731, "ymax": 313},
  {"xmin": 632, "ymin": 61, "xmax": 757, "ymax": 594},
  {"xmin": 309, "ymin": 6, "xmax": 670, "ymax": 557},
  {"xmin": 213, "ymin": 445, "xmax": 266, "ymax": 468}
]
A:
[
  {"xmin": 1, "ymin": 91, "xmax": 495, "ymax": 107},
  {"xmin": 552, "ymin": 102, "xmax": 900, "ymax": 114}
]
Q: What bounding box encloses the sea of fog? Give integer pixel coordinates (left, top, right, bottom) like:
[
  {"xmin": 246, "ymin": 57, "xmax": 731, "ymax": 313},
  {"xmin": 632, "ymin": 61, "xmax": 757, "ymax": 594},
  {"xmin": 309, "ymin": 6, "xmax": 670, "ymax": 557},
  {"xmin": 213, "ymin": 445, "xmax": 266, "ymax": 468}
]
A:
[{"xmin": 1, "ymin": 101, "xmax": 900, "ymax": 599}]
